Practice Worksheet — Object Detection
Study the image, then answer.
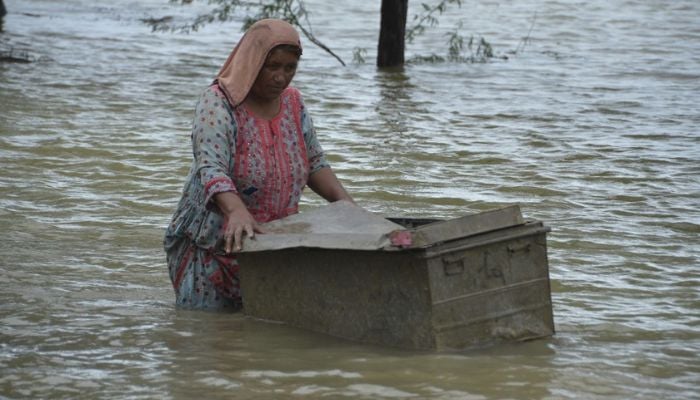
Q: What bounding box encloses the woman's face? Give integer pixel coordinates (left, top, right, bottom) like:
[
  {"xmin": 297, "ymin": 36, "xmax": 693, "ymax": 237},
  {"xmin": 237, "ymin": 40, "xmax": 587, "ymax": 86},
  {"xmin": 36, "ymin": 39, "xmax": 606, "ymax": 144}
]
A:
[{"xmin": 249, "ymin": 47, "xmax": 299, "ymax": 102}]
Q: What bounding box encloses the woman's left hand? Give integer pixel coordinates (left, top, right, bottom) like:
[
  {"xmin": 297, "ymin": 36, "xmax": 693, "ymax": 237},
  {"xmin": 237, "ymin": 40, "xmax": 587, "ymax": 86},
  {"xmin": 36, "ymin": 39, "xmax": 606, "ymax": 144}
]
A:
[{"xmin": 307, "ymin": 167, "xmax": 354, "ymax": 204}]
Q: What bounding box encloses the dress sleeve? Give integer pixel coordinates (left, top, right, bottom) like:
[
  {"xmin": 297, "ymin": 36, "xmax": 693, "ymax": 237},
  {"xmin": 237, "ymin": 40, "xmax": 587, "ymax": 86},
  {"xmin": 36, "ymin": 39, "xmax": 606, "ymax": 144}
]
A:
[
  {"xmin": 191, "ymin": 86, "xmax": 239, "ymax": 208},
  {"xmin": 300, "ymin": 98, "xmax": 330, "ymax": 174}
]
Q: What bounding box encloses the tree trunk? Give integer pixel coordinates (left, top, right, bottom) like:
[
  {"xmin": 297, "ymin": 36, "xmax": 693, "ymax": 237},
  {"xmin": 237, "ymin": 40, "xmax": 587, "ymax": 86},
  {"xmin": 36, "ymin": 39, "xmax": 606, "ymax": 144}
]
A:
[{"xmin": 377, "ymin": 0, "xmax": 408, "ymax": 68}]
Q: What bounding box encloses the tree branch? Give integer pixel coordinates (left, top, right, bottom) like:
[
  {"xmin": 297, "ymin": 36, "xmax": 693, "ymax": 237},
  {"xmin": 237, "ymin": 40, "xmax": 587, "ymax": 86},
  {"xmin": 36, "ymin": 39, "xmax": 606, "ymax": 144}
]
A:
[{"xmin": 280, "ymin": 0, "xmax": 346, "ymax": 66}]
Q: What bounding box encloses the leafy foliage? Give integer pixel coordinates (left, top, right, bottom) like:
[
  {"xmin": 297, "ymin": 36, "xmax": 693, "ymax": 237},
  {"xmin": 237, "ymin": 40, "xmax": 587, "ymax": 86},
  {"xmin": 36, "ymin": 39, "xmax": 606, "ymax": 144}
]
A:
[
  {"xmin": 405, "ymin": 0, "xmax": 462, "ymax": 43},
  {"xmin": 407, "ymin": 34, "xmax": 499, "ymax": 64},
  {"xmin": 152, "ymin": 0, "xmax": 518, "ymax": 66},
  {"xmin": 156, "ymin": 0, "xmax": 346, "ymax": 65},
  {"xmin": 352, "ymin": 47, "xmax": 367, "ymax": 65},
  {"xmin": 402, "ymin": 1, "xmax": 508, "ymax": 64}
]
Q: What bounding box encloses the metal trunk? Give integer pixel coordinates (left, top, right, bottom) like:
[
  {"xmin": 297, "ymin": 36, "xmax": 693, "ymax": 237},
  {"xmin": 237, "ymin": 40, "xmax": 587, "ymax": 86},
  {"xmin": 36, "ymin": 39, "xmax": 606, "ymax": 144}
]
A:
[{"xmin": 237, "ymin": 202, "xmax": 554, "ymax": 350}]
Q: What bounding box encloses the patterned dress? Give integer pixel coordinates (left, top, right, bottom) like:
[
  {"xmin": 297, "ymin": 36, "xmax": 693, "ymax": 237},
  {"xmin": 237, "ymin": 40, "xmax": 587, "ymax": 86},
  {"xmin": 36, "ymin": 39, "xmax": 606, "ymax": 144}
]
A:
[{"xmin": 164, "ymin": 84, "xmax": 329, "ymax": 310}]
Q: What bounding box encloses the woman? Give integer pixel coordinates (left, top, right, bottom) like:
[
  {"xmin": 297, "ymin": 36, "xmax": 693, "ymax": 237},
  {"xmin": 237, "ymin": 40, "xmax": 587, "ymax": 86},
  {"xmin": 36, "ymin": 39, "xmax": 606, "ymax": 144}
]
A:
[{"xmin": 164, "ymin": 19, "xmax": 353, "ymax": 310}]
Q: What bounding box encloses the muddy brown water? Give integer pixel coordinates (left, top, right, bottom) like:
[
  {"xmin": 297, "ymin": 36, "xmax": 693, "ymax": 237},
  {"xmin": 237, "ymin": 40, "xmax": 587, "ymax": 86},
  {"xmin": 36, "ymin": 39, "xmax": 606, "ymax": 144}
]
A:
[{"xmin": 1, "ymin": 0, "xmax": 698, "ymax": 398}]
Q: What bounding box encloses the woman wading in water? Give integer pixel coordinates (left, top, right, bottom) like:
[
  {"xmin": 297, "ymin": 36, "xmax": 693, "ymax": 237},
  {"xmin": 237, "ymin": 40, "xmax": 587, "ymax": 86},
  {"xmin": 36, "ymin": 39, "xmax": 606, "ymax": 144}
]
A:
[{"xmin": 164, "ymin": 19, "xmax": 353, "ymax": 310}]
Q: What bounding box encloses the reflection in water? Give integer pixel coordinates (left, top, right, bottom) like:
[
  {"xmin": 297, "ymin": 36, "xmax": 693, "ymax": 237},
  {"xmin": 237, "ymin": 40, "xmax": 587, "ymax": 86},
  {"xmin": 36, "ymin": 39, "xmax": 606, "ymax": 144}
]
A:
[
  {"xmin": 375, "ymin": 67, "xmax": 414, "ymax": 138},
  {"xmin": 164, "ymin": 312, "xmax": 558, "ymax": 399}
]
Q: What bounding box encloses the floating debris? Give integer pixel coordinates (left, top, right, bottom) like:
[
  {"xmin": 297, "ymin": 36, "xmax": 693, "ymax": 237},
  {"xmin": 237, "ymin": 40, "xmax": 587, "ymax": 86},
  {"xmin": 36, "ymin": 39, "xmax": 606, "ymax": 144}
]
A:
[
  {"xmin": 0, "ymin": 43, "xmax": 48, "ymax": 63},
  {"xmin": 0, "ymin": 47, "xmax": 31, "ymax": 63},
  {"xmin": 140, "ymin": 15, "xmax": 174, "ymax": 30}
]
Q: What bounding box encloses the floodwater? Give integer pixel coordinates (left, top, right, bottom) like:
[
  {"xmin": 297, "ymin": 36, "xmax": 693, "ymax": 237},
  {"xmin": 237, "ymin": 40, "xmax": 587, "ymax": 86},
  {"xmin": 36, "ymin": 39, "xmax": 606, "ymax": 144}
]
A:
[{"xmin": 1, "ymin": 0, "xmax": 699, "ymax": 398}]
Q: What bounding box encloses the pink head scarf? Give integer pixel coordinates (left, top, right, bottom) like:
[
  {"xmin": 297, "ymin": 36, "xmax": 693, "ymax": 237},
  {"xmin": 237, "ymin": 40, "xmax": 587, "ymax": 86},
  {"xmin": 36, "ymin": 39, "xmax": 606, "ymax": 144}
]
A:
[{"xmin": 215, "ymin": 19, "xmax": 302, "ymax": 107}]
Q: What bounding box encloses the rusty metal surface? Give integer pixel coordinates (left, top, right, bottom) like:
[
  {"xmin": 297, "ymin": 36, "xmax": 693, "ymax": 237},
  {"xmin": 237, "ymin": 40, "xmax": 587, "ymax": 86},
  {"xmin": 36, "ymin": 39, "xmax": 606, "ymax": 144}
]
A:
[
  {"xmin": 238, "ymin": 203, "xmax": 554, "ymax": 350},
  {"xmin": 240, "ymin": 200, "xmax": 405, "ymax": 252},
  {"xmin": 240, "ymin": 201, "xmax": 527, "ymax": 253},
  {"xmin": 410, "ymin": 205, "xmax": 525, "ymax": 247}
]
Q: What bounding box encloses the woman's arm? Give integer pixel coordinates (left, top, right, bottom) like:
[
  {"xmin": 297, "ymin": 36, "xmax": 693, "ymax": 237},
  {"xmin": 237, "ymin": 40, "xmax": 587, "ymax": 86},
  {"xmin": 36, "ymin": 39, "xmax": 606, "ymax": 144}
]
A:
[
  {"xmin": 193, "ymin": 85, "xmax": 262, "ymax": 252},
  {"xmin": 297, "ymin": 93, "xmax": 354, "ymax": 204},
  {"xmin": 307, "ymin": 167, "xmax": 354, "ymax": 204},
  {"xmin": 213, "ymin": 191, "xmax": 264, "ymax": 253},
  {"xmin": 192, "ymin": 86, "xmax": 238, "ymax": 208}
]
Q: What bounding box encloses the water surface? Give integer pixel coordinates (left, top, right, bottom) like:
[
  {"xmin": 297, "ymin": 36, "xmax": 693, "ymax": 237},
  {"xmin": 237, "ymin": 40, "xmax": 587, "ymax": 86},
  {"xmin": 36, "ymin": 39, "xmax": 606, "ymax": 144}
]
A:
[{"xmin": 1, "ymin": 0, "xmax": 699, "ymax": 398}]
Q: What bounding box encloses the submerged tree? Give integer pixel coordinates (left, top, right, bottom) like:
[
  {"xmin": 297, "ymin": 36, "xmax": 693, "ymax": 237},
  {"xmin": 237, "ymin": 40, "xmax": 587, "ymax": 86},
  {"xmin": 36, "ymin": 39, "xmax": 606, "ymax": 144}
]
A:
[
  {"xmin": 153, "ymin": 0, "xmax": 490, "ymax": 68},
  {"xmin": 377, "ymin": 0, "xmax": 408, "ymax": 67},
  {"xmin": 1, "ymin": 0, "xmax": 7, "ymax": 32}
]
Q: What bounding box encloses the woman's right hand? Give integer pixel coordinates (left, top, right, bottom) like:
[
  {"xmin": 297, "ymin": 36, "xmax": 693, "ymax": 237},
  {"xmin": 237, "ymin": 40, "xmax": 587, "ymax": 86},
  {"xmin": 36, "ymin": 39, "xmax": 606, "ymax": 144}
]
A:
[
  {"xmin": 222, "ymin": 207, "xmax": 265, "ymax": 253},
  {"xmin": 214, "ymin": 192, "xmax": 266, "ymax": 253}
]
